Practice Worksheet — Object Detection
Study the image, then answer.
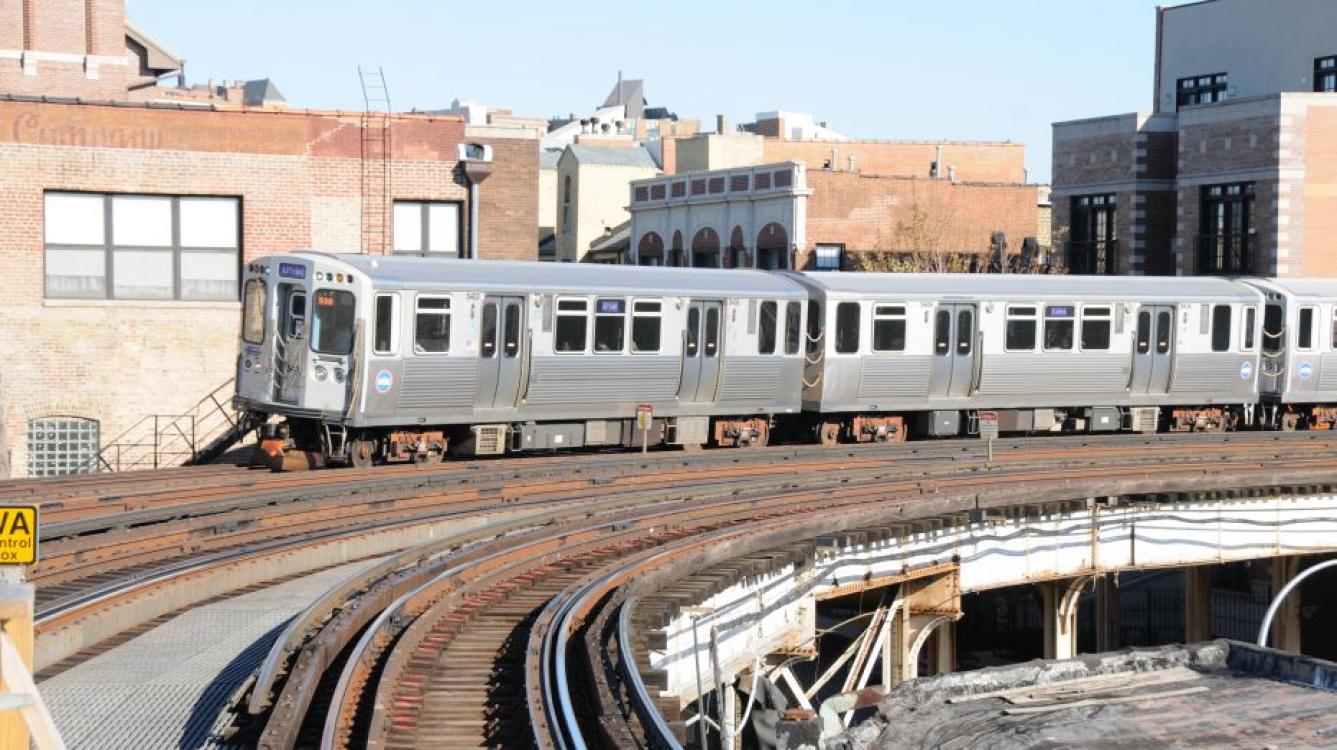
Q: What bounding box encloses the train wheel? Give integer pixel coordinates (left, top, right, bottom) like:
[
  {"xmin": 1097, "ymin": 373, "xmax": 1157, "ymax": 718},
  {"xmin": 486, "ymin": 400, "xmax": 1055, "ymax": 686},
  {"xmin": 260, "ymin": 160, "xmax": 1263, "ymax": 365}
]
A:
[
  {"xmin": 818, "ymin": 421, "xmax": 841, "ymax": 446},
  {"xmin": 349, "ymin": 439, "xmax": 376, "ymax": 469}
]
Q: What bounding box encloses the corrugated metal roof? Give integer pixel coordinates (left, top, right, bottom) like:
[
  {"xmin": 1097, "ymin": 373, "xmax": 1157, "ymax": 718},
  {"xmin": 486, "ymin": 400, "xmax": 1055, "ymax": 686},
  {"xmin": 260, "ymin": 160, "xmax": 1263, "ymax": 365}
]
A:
[
  {"xmin": 566, "ymin": 144, "xmax": 657, "ymax": 168},
  {"xmin": 791, "ymin": 272, "xmax": 1262, "ymax": 302},
  {"xmin": 297, "ymin": 253, "xmax": 806, "ymax": 298}
]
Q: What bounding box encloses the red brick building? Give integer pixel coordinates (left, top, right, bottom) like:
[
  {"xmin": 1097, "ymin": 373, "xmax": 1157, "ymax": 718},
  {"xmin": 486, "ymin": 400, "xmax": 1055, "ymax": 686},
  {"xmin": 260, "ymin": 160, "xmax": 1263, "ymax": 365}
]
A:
[{"xmin": 0, "ymin": 2, "xmax": 538, "ymax": 478}]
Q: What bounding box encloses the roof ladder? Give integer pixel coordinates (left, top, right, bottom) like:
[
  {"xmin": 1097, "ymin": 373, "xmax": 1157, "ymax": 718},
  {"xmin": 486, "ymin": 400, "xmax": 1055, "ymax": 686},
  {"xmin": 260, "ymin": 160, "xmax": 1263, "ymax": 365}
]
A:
[{"xmin": 358, "ymin": 65, "xmax": 393, "ymax": 254}]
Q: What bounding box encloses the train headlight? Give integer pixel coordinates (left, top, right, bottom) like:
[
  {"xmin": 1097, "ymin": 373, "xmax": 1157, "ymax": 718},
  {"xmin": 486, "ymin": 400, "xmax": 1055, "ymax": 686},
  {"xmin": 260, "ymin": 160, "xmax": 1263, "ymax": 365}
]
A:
[
  {"xmin": 333, "ymin": 368, "xmax": 345, "ymax": 383},
  {"xmin": 314, "ymin": 365, "xmax": 329, "ymax": 382}
]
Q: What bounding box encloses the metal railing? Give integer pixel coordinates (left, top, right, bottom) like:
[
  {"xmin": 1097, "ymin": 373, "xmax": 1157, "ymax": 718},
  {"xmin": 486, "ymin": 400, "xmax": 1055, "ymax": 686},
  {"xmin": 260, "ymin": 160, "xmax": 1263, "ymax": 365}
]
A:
[
  {"xmin": 1195, "ymin": 232, "xmax": 1255, "ymax": 275},
  {"xmin": 1065, "ymin": 239, "xmax": 1119, "ymax": 275},
  {"xmin": 90, "ymin": 378, "xmax": 251, "ymax": 472}
]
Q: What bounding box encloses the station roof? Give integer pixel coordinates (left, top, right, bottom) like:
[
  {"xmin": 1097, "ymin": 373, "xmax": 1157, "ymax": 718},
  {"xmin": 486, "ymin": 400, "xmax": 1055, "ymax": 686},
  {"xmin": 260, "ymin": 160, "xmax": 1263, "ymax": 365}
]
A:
[
  {"xmin": 305, "ymin": 253, "xmax": 807, "ymax": 298},
  {"xmin": 791, "ymin": 272, "xmax": 1263, "ymax": 302},
  {"xmin": 851, "ymin": 640, "xmax": 1337, "ymax": 749}
]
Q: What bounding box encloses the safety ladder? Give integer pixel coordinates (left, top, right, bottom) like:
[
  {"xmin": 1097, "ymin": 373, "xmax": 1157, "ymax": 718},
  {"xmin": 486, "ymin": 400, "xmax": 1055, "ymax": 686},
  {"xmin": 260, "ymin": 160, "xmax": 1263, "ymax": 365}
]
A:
[{"xmin": 358, "ymin": 66, "xmax": 393, "ymax": 254}]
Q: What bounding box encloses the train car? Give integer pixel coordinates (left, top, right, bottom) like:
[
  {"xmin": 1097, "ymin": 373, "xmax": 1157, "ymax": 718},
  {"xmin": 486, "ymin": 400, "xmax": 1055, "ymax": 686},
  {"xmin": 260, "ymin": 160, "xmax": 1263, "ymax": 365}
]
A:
[
  {"xmin": 235, "ymin": 253, "xmax": 808, "ymax": 466},
  {"xmin": 1238, "ymin": 278, "xmax": 1337, "ymax": 429},
  {"xmin": 790, "ymin": 273, "xmax": 1266, "ymax": 442}
]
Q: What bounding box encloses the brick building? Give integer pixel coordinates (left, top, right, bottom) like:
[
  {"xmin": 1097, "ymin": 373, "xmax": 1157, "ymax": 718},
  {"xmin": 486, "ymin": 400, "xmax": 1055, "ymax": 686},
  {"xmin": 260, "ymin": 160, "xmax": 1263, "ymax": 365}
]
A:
[
  {"xmin": 1052, "ymin": 0, "xmax": 1337, "ymax": 277},
  {"xmin": 630, "ymin": 116, "xmax": 1038, "ymax": 271},
  {"xmin": 0, "ymin": 2, "xmax": 538, "ymax": 478},
  {"xmin": 628, "ymin": 162, "xmax": 1037, "ymax": 271}
]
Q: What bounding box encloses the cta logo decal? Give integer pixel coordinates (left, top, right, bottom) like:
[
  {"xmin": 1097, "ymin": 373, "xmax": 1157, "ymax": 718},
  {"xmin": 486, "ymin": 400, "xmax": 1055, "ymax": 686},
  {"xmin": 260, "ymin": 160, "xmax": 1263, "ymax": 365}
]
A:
[
  {"xmin": 1240, "ymin": 361, "xmax": 1253, "ymax": 380},
  {"xmin": 375, "ymin": 369, "xmax": 394, "ymax": 393},
  {"xmin": 1300, "ymin": 362, "xmax": 1314, "ymax": 381}
]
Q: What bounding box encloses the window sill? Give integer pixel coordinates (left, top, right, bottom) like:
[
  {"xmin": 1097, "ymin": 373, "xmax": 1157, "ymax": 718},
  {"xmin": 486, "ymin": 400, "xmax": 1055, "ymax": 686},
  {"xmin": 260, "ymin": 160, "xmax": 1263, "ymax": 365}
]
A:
[{"xmin": 44, "ymin": 299, "xmax": 241, "ymax": 310}]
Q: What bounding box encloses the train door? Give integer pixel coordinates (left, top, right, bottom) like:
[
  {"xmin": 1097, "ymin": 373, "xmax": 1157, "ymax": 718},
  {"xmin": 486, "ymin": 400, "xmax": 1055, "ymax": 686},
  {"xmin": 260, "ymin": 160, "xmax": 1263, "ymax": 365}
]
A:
[
  {"xmin": 274, "ymin": 284, "xmax": 307, "ymax": 404},
  {"xmin": 679, "ymin": 300, "xmax": 723, "ymax": 402},
  {"xmin": 475, "ymin": 295, "xmax": 526, "ymax": 409},
  {"xmin": 1130, "ymin": 305, "xmax": 1175, "ymax": 394},
  {"xmin": 928, "ymin": 303, "xmax": 977, "ymax": 398}
]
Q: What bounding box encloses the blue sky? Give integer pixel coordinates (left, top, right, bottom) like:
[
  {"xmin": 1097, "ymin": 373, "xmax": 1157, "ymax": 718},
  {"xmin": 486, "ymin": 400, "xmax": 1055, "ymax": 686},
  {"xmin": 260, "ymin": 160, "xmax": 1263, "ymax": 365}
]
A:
[{"xmin": 126, "ymin": 0, "xmax": 1170, "ymax": 183}]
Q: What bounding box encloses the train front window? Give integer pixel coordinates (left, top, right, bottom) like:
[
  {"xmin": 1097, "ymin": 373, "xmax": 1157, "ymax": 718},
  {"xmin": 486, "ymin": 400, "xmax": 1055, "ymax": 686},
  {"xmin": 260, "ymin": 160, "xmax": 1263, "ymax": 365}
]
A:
[
  {"xmin": 311, "ymin": 289, "xmax": 356, "ymax": 355},
  {"xmin": 1263, "ymin": 305, "xmax": 1284, "ymax": 354},
  {"xmin": 242, "ymin": 279, "xmax": 266, "ymax": 345}
]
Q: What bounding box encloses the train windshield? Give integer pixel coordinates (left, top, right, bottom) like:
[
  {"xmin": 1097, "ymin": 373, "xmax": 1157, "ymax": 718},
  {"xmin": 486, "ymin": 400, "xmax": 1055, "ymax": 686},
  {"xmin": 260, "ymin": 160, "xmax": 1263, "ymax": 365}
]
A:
[
  {"xmin": 311, "ymin": 289, "xmax": 356, "ymax": 355},
  {"xmin": 242, "ymin": 279, "xmax": 266, "ymax": 344}
]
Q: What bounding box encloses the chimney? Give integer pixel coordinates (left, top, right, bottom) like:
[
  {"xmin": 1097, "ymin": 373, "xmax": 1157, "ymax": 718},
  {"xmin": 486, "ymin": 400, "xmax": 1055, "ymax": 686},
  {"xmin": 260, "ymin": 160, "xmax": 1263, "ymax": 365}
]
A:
[
  {"xmin": 830, "ymin": 148, "xmax": 839, "ymax": 171},
  {"xmin": 848, "ymin": 155, "xmax": 856, "ymax": 172},
  {"xmin": 716, "ymin": 114, "xmax": 729, "ymax": 135}
]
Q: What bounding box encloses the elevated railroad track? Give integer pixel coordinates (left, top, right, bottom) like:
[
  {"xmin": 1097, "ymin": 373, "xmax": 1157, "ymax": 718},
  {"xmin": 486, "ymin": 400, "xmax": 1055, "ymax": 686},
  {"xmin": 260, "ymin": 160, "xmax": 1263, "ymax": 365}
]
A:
[{"xmin": 9, "ymin": 433, "xmax": 1337, "ymax": 748}]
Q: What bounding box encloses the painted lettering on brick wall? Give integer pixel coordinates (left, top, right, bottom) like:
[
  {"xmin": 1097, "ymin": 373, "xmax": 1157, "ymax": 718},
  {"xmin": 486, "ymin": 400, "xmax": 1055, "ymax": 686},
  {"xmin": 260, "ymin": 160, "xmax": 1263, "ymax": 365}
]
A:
[{"xmin": 9, "ymin": 112, "xmax": 162, "ymax": 149}]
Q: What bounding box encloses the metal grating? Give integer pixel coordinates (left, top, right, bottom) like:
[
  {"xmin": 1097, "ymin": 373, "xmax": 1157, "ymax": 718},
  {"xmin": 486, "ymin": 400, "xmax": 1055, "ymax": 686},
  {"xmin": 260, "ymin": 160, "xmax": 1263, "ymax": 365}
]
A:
[{"xmin": 27, "ymin": 417, "xmax": 99, "ymax": 476}]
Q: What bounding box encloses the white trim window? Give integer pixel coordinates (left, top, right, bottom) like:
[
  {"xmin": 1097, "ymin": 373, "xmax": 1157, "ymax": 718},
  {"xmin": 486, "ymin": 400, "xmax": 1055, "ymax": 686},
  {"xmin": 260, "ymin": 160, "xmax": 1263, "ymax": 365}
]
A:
[{"xmin": 394, "ymin": 201, "xmax": 462, "ymax": 257}]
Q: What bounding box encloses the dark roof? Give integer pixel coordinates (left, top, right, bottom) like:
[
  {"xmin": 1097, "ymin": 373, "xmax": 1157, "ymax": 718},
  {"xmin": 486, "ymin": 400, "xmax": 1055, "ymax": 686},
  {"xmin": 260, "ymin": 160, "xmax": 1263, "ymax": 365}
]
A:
[
  {"xmin": 242, "ymin": 79, "xmax": 285, "ymax": 107},
  {"xmin": 848, "ymin": 641, "xmax": 1337, "ymax": 749},
  {"xmin": 602, "ymin": 79, "xmax": 645, "ymax": 119}
]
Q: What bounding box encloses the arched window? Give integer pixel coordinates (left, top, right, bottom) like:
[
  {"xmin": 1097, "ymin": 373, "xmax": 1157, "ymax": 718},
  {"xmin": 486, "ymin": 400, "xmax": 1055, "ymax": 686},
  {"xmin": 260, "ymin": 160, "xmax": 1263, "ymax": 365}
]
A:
[
  {"xmin": 756, "ymin": 223, "xmax": 790, "ymax": 270},
  {"xmin": 691, "ymin": 227, "xmax": 721, "ymax": 269},
  {"xmin": 27, "ymin": 416, "xmax": 100, "ymax": 476},
  {"xmin": 637, "ymin": 232, "xmax": 665, "ymax": 266}
]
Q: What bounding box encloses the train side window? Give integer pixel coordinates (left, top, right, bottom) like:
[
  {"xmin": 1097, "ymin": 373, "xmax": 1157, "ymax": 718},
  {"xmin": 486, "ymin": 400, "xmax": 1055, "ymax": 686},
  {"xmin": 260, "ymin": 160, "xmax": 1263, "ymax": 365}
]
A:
[
  {"xmin": 1136, "ymin": 311, "xmax": 1151, "ymax": 354},
  {"xmin": 373, "ymin": 293, "xmax": 399, "ymax": 355},
  {"xmin": 1243, "ymin": 307, "xmax": 1257, "ymax": 351},
  {"xmin": 413, "ymin": 296, "xmax": 450, "ymax": 354},
  {"xmin": 1080, "ymin": 306, "xmax": 1111, "ymax": 351},
  {"xmin": 502, "ymin": 301, "xmax": 521, "ymax": 358},
  {"xmin": 1332, "ymin": 308, "xmax": 1337, "ymax": 350},
  {"xmin": 872, "ymin": 304, "xmax": 907, "ymax": 352},
  {"xmin": 686, "ymin": 306, "xmax": 700, "ymax": 357},
  {"xmin": 1155, "ymin": 310, "xmax": 1172, "ymax": 353},
  {"xmin": 835, "ymin": 302, "xmax": 861, "ymax": 354},
  {"xmin": 1006, "ymin": 306, "xmax": 1037, "ymax": 351},
  {"xmin": 242, "ymin": 279, "xmax": 266, "ymax": 345},
  {"xmin": 1211, "ymin": 304, "xmax": 1232, "ymax": 352},
  {"xmin": 934, "ymin": 310, "xmax": 951, "ymax": 355},
  {"xmin": 1299, "ymin": 307, "xmax": 1316, "ymax": 350},
  {"xmin": 704, "ymin": 306, "xmax": 720, "ymax": 357},
  {"xmin": 631, "ymin": 300, "xmax": 661, "ymax": 353},
  {"xmin": 1044, "ymin": 305, "xmax": 1075, "ymax": 351},
  {"xmin": 480, "ymin": 302, "xmax": 498, "ymax": 358},
  {"xmin": 957, "ymin": 308, "xmax": 974, "ymax": 354},
  {"xmin": 785, "ymin": 301, "xmax": 801, "ymax": 355},
  {"xmin": 758, "ymin": 301, "xmax": 777, "ymax": 355},
  {"xmin": 594, "ymin": 298, "xmax": 626, "ymax": 353},
  {"xmin": 555, "ymin": 298, "xmax": 588, "ymax": 353}
]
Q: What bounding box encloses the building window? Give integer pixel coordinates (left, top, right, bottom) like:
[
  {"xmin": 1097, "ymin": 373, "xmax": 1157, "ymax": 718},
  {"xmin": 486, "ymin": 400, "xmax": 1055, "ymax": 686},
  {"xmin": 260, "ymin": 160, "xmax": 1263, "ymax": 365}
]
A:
[
  {"xmin": 1068, "ymin": 194, "xmax": 1117, "ymax": 275},
  {"xmin": 28, "ymin": 417, "xmax": 100, "ymax": 476},
  {"xmin": 730, "ymin": 175, "xmax": 750, "ymax": 192},
  {"xmin": 708, "ymin": 177, "xmax": 726, "ymax": 194},
  {"xmin": 691, "ymin": 179, "xmax": 707, "ymax": 196},
  {"xmin": 755, "ymin": 172, "xmax": 772, "ymax": 190},
  {"xmin": 1177, "ymin": 73, "xmax": 1228, "ymax": 109},
  {"xmin": 814, "ymin": 244, "xmax": 844, "ymax": 271},
  {"xmin": 671, "ymin": 182, "xmax": 686, "ymax": 198},
  {"xmin": 634, "ymin": 186, "xmax": 649, "ymax": 203},
  {"xmin": 44, "ymin": 192, "xmax": 240, "ymax": 301},
  {"xmin": 1197, "ymin": 183, "xmax": 1254, "ymax": 274},
  {"xmin": 650, "ymin": 184, "xmax": 666, "ymax": 200},
  {"xmin": 774, "ymin": 170, "xmax": 793, "ymax": 188},
  {"xmin": 393, "ymin": 201, "xmax": 462, "ymax": 257},
  {"xmin": 1316, "ymin": 56, "xmax": 1337, "ymax": 93}
]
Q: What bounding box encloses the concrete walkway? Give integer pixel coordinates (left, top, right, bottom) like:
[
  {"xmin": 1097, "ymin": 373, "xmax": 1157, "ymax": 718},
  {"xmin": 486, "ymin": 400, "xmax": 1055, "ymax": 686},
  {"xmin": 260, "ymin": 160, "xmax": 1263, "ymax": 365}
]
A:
[{"xmin": 39, "ymin": 558, "xmax": 380, "ymax": 750}]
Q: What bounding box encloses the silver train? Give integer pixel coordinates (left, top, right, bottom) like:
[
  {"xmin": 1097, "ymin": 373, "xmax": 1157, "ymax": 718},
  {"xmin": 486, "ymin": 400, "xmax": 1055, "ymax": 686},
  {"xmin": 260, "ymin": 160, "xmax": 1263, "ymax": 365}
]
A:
[{"xmin": 233, "ymin": 253, "xmax": 1337, "ymax": 467}]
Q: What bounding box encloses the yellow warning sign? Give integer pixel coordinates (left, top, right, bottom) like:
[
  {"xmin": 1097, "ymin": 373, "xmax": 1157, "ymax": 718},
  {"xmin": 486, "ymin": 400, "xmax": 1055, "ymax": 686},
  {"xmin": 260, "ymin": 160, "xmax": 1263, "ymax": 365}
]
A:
[{"xmin": 0, "ymin": 507, "xmax": 37, "ymax": 565}]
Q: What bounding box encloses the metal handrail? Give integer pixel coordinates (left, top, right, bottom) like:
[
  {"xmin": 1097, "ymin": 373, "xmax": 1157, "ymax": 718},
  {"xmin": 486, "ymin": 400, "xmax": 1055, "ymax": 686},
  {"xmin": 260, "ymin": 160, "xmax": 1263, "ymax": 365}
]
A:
[{"xmin": 89, "ymin": 378, "xmax": 242, "ymax": 473}]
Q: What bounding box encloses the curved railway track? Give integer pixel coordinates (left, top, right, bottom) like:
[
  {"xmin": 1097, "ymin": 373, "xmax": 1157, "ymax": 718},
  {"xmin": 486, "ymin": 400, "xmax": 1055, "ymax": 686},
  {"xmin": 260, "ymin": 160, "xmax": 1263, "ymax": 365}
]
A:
[{"xmin": 10, "ymin": 433, "xmax": 1337, "ymax": 749}]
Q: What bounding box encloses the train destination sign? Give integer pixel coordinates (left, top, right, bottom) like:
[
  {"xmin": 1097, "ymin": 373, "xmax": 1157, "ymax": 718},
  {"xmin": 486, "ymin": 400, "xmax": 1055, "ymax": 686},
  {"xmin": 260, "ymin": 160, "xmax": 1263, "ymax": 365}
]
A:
[{"xmin": 0, "ymin": 506, "xmax": 37, "ymax": 565}]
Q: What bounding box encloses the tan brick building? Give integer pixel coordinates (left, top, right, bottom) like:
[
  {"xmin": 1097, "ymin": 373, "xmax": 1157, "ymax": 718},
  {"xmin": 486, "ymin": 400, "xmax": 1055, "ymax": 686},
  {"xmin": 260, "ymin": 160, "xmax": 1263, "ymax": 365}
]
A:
[
  {"xmin": 1053, "ymin": 0, "xmax": 1337, "ymax": 277},
  {"xmin": 632, "ymin": 119, "xmax": 1038, "ymax": 271},
  {"xmin": 0, "ymin": 3, "xmax": 538, "ymax": 478}
]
